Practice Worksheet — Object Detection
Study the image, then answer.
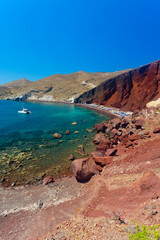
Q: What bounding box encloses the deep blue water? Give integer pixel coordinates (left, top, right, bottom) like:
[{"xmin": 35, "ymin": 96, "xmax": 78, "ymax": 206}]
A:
[{"xmin": 0, "ymin": 100, "xmax": 109, "ymax": 184}]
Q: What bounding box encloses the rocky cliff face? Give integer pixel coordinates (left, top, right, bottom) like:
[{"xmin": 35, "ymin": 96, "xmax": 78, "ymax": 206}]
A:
[{"xmin": 75, "ymin": 60, "xmax": 160, "ymax": 111}]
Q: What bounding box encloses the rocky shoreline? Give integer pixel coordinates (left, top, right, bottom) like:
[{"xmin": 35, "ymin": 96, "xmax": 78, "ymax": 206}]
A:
[{"xmin": 1, "ymin": 104, "xmax": 160, "ymax": 239}]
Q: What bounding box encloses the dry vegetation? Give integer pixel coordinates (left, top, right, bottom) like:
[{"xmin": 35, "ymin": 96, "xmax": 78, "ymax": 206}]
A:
[{"xmin": 0, "ymin": 70, "xmax": 130, "ymax": 101}]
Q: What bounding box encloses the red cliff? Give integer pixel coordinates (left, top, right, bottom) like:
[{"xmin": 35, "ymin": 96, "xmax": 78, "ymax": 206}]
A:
[{"xmin": 75, "ymin": 60, "xmax": 160, "ymax": 111}]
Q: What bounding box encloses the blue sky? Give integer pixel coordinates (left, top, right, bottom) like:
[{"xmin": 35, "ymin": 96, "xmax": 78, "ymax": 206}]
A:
[{"xmin": 0, "ymin": 0, "xmax": 160, "ymax": 84}]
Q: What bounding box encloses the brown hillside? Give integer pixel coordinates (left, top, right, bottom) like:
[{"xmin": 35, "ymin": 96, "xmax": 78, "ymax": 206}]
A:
[
  {"xmin": 75, "ymin": 60, "xmax": 160, "ymax": 111},
  {"xmin": 0, "ymin": 70, "xmax": 130, "ymax": 101},
  {"xmin": 1, "ymin": 78, "xmax": 32, "ymax": 88}
]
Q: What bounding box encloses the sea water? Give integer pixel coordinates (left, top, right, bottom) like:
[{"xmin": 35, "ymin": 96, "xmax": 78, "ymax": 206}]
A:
[{"xmin": 0, "ymin": 100, "xmax": 109, "ymax": 185}]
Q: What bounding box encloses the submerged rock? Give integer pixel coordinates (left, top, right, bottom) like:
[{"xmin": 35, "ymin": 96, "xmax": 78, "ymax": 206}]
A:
[
  {"xmin": 65, "ymin": 130, "xmax": 70, "ymax": 135},
  {"xmin": 53, "ymin": 133, "xmax": 62, "ymax": 139},
  {"xmin": 72, "ymin": 122, "xmax": 77, "ymax": 125}
]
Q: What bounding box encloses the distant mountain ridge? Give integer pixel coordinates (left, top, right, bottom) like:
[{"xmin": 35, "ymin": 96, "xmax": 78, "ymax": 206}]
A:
[
  {"xmin": 2, "ymin": 78, "xmax": 32, "ymax": 88},
  {"xmin": 0, "ymin": 69, "xmax": 130, "ymax": 102}
]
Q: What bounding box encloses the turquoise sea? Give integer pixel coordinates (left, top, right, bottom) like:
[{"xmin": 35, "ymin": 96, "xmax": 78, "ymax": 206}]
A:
[{"xmin": 0, "ymin": 100, "xmax": 109, "ymax": 185}]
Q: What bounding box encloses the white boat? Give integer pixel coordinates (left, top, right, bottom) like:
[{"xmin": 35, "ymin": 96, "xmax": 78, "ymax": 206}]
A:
[{"xmin": 18, "ymin": 108, "xmax": 31, "ymax": 114}]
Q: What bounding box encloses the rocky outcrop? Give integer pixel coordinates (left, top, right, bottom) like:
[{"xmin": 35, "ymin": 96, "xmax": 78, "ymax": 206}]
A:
[
  {"xmin": 7, "ymin": 93, "xmax": 31, "ymax": 101},
  {"xmin": 75, "ymin": 60, "xmax": 160, "ymax": 111},
  {"xmin": 71, "ymin": 158, "xmax": 99, "ymax": 182}
]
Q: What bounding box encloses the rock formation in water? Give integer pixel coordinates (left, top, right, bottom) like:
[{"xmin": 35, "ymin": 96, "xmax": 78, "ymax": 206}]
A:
[{"xmin": 75, "ymin": 60, "xmax": 160, "ymax": 111}]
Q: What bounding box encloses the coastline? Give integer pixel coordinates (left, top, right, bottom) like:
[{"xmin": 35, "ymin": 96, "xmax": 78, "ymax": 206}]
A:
[
  {"xmin": 0, "ymin": 99, "xmax": 109, "ymax": 187},
  {"xmin": 0, "ymin": 99, "xmax": 132, "ymax": 188},
  {"xmin": 0, "ymin": 98, "xmax": 132, "ymax": 119},
  {"xmin": 75, "ymin": 103, "xmax": 119, "ymax": 119}
]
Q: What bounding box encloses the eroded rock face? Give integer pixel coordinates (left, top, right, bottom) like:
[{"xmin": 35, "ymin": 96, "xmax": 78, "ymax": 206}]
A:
[
  {"xmin": 75, "ymin": 60, "xmax": 160, "ymax": 111},
  {"xmin": 71, "ymin": 158, "xmax": 98, "ymax": 182}
]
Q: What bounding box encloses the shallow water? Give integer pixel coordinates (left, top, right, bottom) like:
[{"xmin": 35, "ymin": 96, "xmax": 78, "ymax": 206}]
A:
[{"xmin": 0, "ymin": 100, "xmax": 109, "ymax": 185}]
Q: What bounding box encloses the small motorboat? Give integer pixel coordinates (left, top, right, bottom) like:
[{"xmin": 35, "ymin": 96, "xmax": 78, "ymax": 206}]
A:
[{"xmin": 18, "ymin": 108, "xmax": 31, "ymax": 114}]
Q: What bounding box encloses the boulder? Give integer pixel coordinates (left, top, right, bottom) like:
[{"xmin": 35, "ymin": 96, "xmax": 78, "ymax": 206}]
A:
[
  {"xmin": 129, "ymin": 133, "xmax": 141, "ymax": 142},
  {"xmin": 106, "ymin": 148, "xmax": 117, "ymax": 156},
  {"xmin": 93, "ymin": 133, "xmax": 106, "ymax": 144},
  {"xmin": 43, "ymin": 176, "xmax": 54, "ymax": 185},
  {"xmin": 96, "ymin": 165, "xmax": 103, "ymax": 172},
  {"xmin": 65, "ymin": 130, "xmax": 70, "ymax": 135},
  {"xmin": 112, "ymin": 135, "xmax": 119, "ymax": 145},
  {"xmin": 153, "ymin": 127, "xmax": 160, "ymax": 134},
  {"xmin": 118, "ymin": 134, "xmax": 129, "ymax": 145},
  {"xmin": 93, "ymin": 155, "xmax": 113, "ymax": 167},
  {"xmin": 91, "ymin": 151, "xmax": 106, "ymax": 158},
  {"xmin": 127, "ymin": 170, "xmax": 160, "ymax": 195},
  {"xmin": 134, "ymin": 118, "xmax": 144, "ymax": 129},
  {"xmin": 129, "ymin": 128, "xmax": 137, "ymax": 135},
  {"xmin": 109, "ymin": 118, "xmax": 121, "ymax": 129},
  {"xmin": 111, "ymin": 129, "xmax": 122, "ymax": 137},
  {"xmin": 121, "ymin": 119, "xmax": 129, "ymax": 128},
  {"xmin": 96, "ymin": 140, "xmax": 113, "ymax": 152},
  {"xmin": 94, "ymin": 124, "xmax": 106, "ymax": 133},
  {"xmin": 53, "ymin": 133, "xmax": 62, "ymax": 139},
  {"xmin": 71, "ymin": 158, "xmax": 98, "ymax": 182},
  {"xmin": 69, "ymin": 154, "xmax": 75, "ymax": 160},
  {"xmin": 105, "ymin": 124, "xmax": 113, "ymax": 133},
  {"xmin": 125, "ymin": 140, "xmax": 133, "ymax": 148}
]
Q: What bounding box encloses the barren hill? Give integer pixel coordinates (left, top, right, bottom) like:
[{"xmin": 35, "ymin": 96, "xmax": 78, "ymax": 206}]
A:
[
  {"xmin": 1, "ymin": 78, "xmax": 32, "ymax": 88},
  {"xmin": 0, "ymin": 70, "xmax": 130, "ymax": 101}
]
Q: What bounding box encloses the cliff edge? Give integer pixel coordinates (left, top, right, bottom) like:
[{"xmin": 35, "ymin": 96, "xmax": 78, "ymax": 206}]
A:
[{"xmin": 75, "ymin": 60, "xmax": 160, "ymax": 111}]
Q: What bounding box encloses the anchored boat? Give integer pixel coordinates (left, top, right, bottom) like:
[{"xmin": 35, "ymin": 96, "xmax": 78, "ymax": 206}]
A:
[{"xmin": 18, "ymin": 108, "xmax": 31, "ymax": 114}]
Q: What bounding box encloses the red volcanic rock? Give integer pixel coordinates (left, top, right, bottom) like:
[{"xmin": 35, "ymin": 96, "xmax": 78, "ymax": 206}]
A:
[
  {"xmin": 94, "ymin": 124, "xmax": 106, "ymax": 133},
  {"xmin": 109, "ymin": 118, "xmax": 121, "ymax": 129},
  {"xmin": 91, "ymin": 151, "xmax": 106, "ymax": 158},
  {"xmin": 111, "ymin": 128, "xmax": 121, "ymax": 137},
  {"xmin": 127, "ymin": 170, "xmax": 160, "ymax": 195},
  {"xmin": 135, "ymin": 118, "xmax": 144, "ymax": 129},
  {"xmin": 96, "ymin": 140, "xmax": 113, "ymax": 152},
  {"xmin": 93, "ymin": 155, "xmax": 113, "ymax": 167},
  {"xmin": 93, "ymin": 133, "xmax": 106, "ymax": 144},
  {"xmin": 106, "ymin": 148, "xmax": 117, "ymax": 156},
  {"xmin": 153, "ymin": 127, "xmax": 160, "ymax": 134},
  {"xmin": 43, "ymin": 176, "xmax": 54, "ymax": 185},
  {"xmin": 105, "ymin": 123, "xmax": 113, "ymax": 133},
  {"xmin": 112, "ymin": 135, "xmax": 119, "ymax": 145},
  {"xmin": 129, "ymin": 133, "xmax": 141, "ymax": 142},
  {"xmin": 96, "ymin": 165, "xmax": 103, "ymax": 172},
  {"xmin": 75, "ymin": 60, "xmax": 160, "ymax": 111},
  {"xmin": 121, "ymin": 119, "xmax": 129, "ymax": 128},
  {"xmin": 124, "ymin": 140, "xmax": 133, "ymax": 148},
  {"xmin": 71, "ymin": 158, "xmax": 98, "ymax": 182},
  {"xmin": 69, "ymin": 154, "xmax": 75, "ymax": 160},
  {"xmin": 118, "ymin": 134, "xmax": 129, "ymax": 145}
]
